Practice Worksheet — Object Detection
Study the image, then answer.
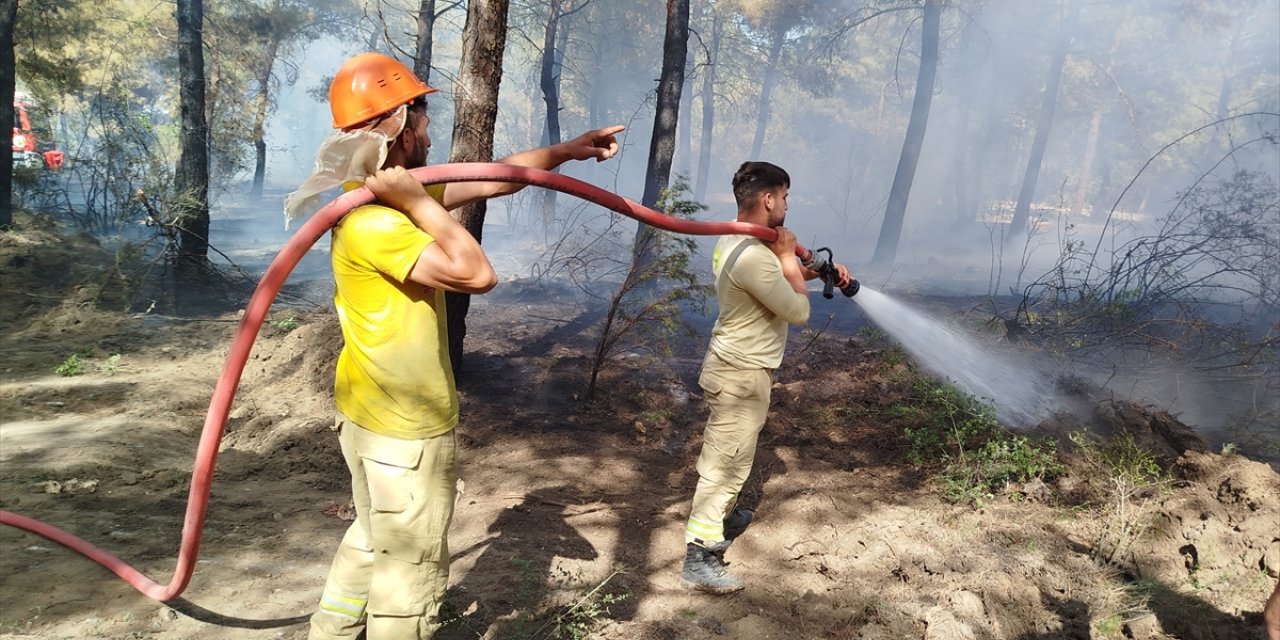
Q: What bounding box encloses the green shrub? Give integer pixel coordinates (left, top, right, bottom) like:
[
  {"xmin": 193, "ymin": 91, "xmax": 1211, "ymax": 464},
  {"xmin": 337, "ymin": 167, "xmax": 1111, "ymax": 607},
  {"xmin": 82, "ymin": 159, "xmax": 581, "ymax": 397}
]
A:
[
  {"xmin": 55, "ymin": 354, "xmax": 85, "ymax": 377},
  {"xmin": 269, "ymin": 316, "xmax": 300, "ymax": 332},
  {"xmin": 902, "ymin": 378, "xmax": 1063, "ymax": 504},
  {"xmin": 942, "ymin": 434, "xmax": 1065, "ymax": 505},
  {"xmin": 98, "ymin": 354, "xmax": 124, "ymax": 375}
]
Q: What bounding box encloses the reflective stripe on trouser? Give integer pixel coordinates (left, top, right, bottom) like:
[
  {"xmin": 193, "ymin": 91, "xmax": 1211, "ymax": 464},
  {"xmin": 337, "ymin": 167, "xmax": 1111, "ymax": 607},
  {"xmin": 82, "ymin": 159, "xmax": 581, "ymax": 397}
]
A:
[
  {"xmin": 310, "ymin": 414, "xmax": 458, "ymax": 640},
  {"xmin": 685, "ymin": 351, "xmax": 771, "ymax": 546}
]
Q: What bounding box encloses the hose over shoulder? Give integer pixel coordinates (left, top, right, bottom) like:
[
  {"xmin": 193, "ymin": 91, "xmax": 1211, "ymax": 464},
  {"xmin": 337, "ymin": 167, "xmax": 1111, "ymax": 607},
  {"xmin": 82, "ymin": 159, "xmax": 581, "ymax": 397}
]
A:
[{"xmin": 0, "ymin": 163, "xmax": 803, "ymax": 603}]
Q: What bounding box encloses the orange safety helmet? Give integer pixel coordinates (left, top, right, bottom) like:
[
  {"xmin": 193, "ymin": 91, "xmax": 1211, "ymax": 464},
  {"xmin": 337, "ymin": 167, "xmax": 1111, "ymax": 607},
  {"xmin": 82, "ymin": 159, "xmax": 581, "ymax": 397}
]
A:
[{"xmin": 329, "ymin": 52, "xmax": 438, "ymax": 130}]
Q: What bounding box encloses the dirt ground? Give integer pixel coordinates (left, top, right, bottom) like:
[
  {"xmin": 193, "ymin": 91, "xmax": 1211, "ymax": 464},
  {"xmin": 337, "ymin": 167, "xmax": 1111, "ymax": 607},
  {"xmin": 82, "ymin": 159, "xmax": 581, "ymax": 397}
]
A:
[{"xmin": 1, "ymin": 215, "xmax": 1278, "ymax": 640}]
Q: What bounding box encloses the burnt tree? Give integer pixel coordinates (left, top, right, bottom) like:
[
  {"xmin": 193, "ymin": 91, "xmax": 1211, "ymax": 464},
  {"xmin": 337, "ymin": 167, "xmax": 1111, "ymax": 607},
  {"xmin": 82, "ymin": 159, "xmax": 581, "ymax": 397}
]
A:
[
  {"xmin": 634, "ymin": 0, "xmax": 690, "ymax": 264},
  {"xmin": 1008, "ymin": 0, "xmax": 1077, "ymax": 240},
  {"xmin": 0, "ymin": 0, "xmax": 16, "ymax": 230},
  {"xmin": 693, "ymin": 7, "xmax": 720, "ymax": 203},
  {"xmin": 444, "ymin": 0, "xmax": 508, "ymax": 376},
  {"xmin": 175, "ymin": 0, "xmax": 211, "ymax": 266},
  {"xmin": 870, "ymin": 0, "xmax": 940, "ymax": 269}
]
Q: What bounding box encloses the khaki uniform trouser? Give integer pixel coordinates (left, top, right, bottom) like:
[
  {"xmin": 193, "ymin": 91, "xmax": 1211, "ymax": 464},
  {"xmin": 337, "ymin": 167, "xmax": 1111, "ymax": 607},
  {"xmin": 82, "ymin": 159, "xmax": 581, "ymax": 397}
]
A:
[
  {"xmin": 686, "ymin": 350, "xmax": 772, "ymax": 546},
  {"xmin": 310, "ymin": 414, "xmax": 457, "ymax": 640}
]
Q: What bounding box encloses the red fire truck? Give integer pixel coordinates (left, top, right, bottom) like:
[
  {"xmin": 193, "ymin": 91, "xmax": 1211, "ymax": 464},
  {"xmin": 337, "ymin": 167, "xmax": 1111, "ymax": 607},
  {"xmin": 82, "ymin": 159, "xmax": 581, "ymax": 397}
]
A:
[{"xmin": 12, "ymin": 94, "xmax": 64, "ymax": 171}]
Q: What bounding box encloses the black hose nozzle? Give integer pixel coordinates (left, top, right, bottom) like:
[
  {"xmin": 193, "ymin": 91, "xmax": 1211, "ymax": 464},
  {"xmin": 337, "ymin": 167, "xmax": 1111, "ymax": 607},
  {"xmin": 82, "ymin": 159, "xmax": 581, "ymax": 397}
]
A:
[{"xmin": 803, "ymin": 247, "xmax": 859, "ymax": 298}]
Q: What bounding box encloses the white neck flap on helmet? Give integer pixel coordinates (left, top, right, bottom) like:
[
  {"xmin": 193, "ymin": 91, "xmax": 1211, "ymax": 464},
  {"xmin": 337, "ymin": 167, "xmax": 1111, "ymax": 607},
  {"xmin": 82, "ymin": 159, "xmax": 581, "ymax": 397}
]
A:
[{"xmin": 282, "ymin": 104, "xmax": 409, "ymax": 229}]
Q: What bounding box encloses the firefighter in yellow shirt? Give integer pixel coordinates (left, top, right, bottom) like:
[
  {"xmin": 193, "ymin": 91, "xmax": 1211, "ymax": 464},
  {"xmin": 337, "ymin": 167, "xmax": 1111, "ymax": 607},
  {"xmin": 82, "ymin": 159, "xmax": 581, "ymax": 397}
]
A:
[
  {"xmin": 285, "ymin": 52, "xmax": 622, "ymax": 639},
  {"xmin": 682, "ymin": 161, "xmax": 852, "ymax": 594}
]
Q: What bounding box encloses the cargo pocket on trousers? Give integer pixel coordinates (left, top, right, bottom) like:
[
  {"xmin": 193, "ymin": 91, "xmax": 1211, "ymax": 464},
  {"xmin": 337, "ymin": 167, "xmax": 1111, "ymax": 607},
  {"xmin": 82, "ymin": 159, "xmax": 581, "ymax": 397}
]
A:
[
  {"xmin": 356, "ymin": 430, "xmax": 425, "ymax": 517},
  {"xmin": 700, "ymin": 368, "xmax": 756, "ymax": 400},
  {"xmin": 367, "ymin": 534, "xmax": 446, "ymax": 617}
]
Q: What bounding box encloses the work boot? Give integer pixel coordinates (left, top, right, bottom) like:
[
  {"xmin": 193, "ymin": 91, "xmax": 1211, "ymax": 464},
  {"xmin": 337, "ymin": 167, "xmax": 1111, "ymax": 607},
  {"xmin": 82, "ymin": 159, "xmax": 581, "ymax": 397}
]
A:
[
  {"xmin": 723, "ymin": 508, "xmax": 754, "ymax": 542},
  {"xmin": 682, "ymin": 543, "xmax": 744, "ymax": 594}
]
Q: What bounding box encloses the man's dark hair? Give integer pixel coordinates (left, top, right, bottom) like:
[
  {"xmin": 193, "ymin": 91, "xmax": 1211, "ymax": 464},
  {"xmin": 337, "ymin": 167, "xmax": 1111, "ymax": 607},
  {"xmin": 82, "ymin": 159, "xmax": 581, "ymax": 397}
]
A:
[
  {"xmin": 732, "ymin": 161, "xmax": 790, "ymax": 209},
  {"xmin": 406, "ymin": 97, "xmax": 427, "ymax": 122}
]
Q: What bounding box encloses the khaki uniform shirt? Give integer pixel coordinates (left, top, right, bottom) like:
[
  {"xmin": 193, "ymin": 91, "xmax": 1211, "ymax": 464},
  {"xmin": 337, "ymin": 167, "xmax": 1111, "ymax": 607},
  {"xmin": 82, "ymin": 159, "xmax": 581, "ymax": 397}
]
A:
[{"xmin": 707, "ymin": 235, "xmax": 810, "ymax": 370}]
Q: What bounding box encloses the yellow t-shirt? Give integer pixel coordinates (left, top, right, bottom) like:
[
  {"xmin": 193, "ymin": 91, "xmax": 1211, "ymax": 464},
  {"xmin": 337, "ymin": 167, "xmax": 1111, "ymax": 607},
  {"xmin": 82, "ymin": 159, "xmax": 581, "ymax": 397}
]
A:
[{"xmin": 331, "ymin": 183, "xmax": 456, "ymax": 439}]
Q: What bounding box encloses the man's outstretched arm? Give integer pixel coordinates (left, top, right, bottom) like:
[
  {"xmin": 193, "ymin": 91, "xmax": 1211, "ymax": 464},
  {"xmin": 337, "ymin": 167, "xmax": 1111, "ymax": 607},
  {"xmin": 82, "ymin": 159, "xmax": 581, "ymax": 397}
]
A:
[{"xmin": 439, "ymin": 125, "xmax": 625, "ymax": 210}]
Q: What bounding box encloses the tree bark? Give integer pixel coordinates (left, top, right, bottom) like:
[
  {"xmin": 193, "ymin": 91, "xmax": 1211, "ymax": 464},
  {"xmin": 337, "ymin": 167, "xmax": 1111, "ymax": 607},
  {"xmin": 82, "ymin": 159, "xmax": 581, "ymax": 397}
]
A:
[
  {"xmin": 175, "ymin": 0, "xmax": 211, "ymax": 266},
  {"xmin": 1071, "ymin": 104, "xmax": 1103, "ymax": 218},
  {"xmin": 537, "ymin": 0, "xmax": 568, "ymax": 218},
  {"xmin": 1007, "ymin": 0, "xmax": 1077, "ymax": 241},
  {"xmin": 693, "ymin": 8, "xmax": 719, "ymax": 203},
  {"xmin": 250, "ymin": 36, "xmax": 279, "ymax": 199},
  {"xmin": 0, "ymin": 0, "xmax": 17, "ymax": 230},
  {"xmin": 414, "ymin": 0, "xmax": 437, "ymax": 82},
  {"xmin": 634, "ymin": 0, "xmax": 690, "ymax": 264},
  {"xmin": 949, "ymin": 5, "xmax": 984, "ymax": 225},
  {"xmin": 445, "ymin": 0, "xmax": 508, "ymax": 378},
  {"xmin": 539, "ymin": 0, "xmax": 564, "ymax": 147},
  {"xmin": 677, "ymin": 54, "xmax": 693, "ymax": 179},
  {"xmin": 749, "ymin": 20, "xmax": 785, "ymax": 160},
  {"xmin": 1070, "ymin": 9, "xmax": 1119, "ymax": 220},
  {"xmin": 870, "ymin": 0, "xmax": 940, "ymax": 269}
]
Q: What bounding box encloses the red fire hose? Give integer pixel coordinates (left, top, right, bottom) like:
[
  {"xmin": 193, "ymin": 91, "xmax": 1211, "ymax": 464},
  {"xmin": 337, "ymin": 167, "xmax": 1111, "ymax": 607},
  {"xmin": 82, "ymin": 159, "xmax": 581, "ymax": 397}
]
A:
[{"xmin": 0, "ymin": 162, "xmax": 809, "ymax": 602}]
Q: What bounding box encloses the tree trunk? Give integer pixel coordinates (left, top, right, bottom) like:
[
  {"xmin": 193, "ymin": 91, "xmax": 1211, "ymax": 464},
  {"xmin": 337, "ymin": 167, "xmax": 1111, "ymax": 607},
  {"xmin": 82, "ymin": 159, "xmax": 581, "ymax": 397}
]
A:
[
  {"xmin": 250, "ymin": 37, "xmax": 279, "ymax": 199},
  {"xmin": 693, "ymin": 8, "xmax": 719, "ymax": 203},
  {"xmin": 749, "ymin": 21, "xmax": 785, "ymax": 160},
  {"xmin": 445, "ymin": 0, "xmax": 508, "ymax": 378},
  {"xmin": 1071, "ymin": 104, "xmax": 1103, "ymax": 218},
  {"xmin": 540, "ymin": 0, "xmax": 564, "ymax": 147},
  {"xmin": 870, "ymin": 0, "xmax": 940, "ymax": 269},
  {"xmin": 1073, "ymin": 16, "xmax": 1120, "ymax": 219},
  {"xmin": 414, "ymin": 0, "xmax": 437, "ymax": 82},
  {"xmin": 949, "ymin": 5, "xmax": 984, "ymax": 225},
  {"xmin": 538, "ymin": 0, "xmax": 567, "ymax": 218},
  {"xmin": 633, "ymin": 0, "xmax": 690, "ymax": 263},
  {"xmin": 1007, "ymin": 0, "xmax": 1076, "ymax": 241},
  {"xmin": 1088, "ymin": 152, "xmax": 1113, "ymax": 220},
  {"xmin": 175, "ymin": 0, "xmax": 210, "ymax": 266},
  {"xmin": 677, "ymin": 55, "xmax": 693, "ymax": 179},
  {"xmin": 0, "ymin": 0, "xmax": 17, "ymax": 230}
]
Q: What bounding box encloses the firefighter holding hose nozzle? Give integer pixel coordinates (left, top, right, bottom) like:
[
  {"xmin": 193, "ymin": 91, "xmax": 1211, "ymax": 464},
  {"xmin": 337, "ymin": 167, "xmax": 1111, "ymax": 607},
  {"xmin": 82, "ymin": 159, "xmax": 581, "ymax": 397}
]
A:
[
  {"xmin": 286, "ymin": 52, "xmax": 622, "ymax": 640},
  {"xmin": 681, "ymin": 161, "xmax": 853, "ymax": 594}
]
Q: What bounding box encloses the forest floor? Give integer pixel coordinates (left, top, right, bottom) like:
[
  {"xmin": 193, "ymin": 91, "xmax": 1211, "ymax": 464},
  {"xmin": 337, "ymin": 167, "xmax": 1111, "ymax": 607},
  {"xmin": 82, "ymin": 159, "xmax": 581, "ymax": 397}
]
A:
[{"xmin": 0, "ymin": 212, "xmax": 1277, "ymax": 640}]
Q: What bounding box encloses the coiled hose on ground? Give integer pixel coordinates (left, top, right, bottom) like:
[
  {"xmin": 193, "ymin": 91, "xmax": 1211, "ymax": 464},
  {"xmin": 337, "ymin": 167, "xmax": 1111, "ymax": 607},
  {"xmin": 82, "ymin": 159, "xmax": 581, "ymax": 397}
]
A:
[{"xmin": 0, "ymin": 162, "xmax": 809, "ymax": 602}]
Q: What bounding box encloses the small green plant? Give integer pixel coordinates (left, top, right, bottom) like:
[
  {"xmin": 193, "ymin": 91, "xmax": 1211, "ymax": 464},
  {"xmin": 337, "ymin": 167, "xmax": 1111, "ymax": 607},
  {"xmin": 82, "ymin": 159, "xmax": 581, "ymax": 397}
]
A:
[
  {"xmin": 1069, "ymin": 430, "xmax": 1171, "ymax": 565},
  {"xmin": 1093, "ymin": 613, "xmax": 1124, "ymax": 637},
  {"xmin": 98, "ymin": 354, "xmax": 124, "ymax": 375},
  {"xmin": 1069, "ymin": 431, "xmax": 1167, "ymax": 489},
  {"xmin": 941, "ymin": 435, "xmax": 1064, "ymax": 505},
  {"xmin": 901, "ymin": 378, "xmax": 1001, "ymax": 466},
  {"xmin": 494, "ymin": 561, "xmax": 630, "ymax": 640},
  {"xmin": 901, "ymin": 378, "xmax": 1063, "ymax": 504},
  {"xmin": 55, "ymin": 354, "xmax": 86, "ymax": 377},
  {"xmin": 583, "ymin": 177, "xmax": 709, "ymax": 402},
  {"xmin": 537, "ymin": 564, "xmax": 628, "ymax": 640},
  {"xmin": 269, "ymin": 316, "xmax": 300, "ymax": 332}
]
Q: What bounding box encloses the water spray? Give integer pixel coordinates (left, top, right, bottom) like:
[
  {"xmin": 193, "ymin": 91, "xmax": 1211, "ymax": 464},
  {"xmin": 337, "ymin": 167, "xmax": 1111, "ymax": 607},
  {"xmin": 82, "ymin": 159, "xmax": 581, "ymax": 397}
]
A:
[{"xmin": 794, "ymin": 242, "xmax": 1060, "ymax": 426}]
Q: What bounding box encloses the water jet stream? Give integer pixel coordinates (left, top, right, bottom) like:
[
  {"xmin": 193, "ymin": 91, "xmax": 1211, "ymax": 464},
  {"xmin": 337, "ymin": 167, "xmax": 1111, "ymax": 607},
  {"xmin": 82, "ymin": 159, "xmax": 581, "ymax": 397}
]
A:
[{"xmin": 851, "ymin": 287, "xmax": 1062, "ymax": 426}]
